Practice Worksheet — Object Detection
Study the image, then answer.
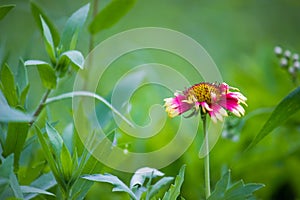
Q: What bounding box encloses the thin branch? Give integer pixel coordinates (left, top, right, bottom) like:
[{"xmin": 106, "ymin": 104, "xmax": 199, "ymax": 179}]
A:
[{"xmin": 29, "ymin": 89, "xmax": 51, "ymax": 126}]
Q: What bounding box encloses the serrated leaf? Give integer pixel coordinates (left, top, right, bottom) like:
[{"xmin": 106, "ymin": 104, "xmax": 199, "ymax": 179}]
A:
[
  {"xmin": 248, "ymin": 87, "xmax": 300, "ymax": 150},
  {"xmin": 60, "ymin": 3, "xmax": 90, "ymax": 51},
  {"xmin": 162, "ymin": 165, "xmax": 186, "ymax": 200},
  {"xmin": 0, "ymin": 4, "xmax": 15, "ymax": 20},
  {"xmin": 2, "ymin": 122, "xmax": 29, "ymax": 171},
  {"xmin": 21, "ymin": 186, "xmax": 55, "ymax": 197},
  {"xmin": 208, "ymin": 170, "xmax": 230, "ymax": 199},
  {"xmin": 40, "ymin": 16, "xmax": 56, "ymax": 63},
  {"xmin": 208, "ymin": 170, "xmax": 264, "ymax": 200},
  {"xmin": 82, "ymin": 173, "xmax": 137, "ymax": 200},
  {"xmin": 130, "ymin": 167, "xmax": 165, "ymax": 189},
  {"xmin": 225, "ymin": 181, "xmax": 264, "ymax": 200},
  {"xmin": 30, "ymin": 2, "xmax": 60, "ymax": 46},
  {"xmin": 25, "ymin": 60, "xmax": 57, "ymax": 89},
  {"xmin": 0, "ymin": 64, "xmax": 18, "ymax": 107},
  {"xmin": 147, "ymin": 177, "xmax": 174, "ymax": 200},
  {"xmin": 89, "ymin": 0, "xmax": 136, "ymax": 34},
  {"xmin": 59, "ymin": 50, "xmax": 84, "ymax": 70}
]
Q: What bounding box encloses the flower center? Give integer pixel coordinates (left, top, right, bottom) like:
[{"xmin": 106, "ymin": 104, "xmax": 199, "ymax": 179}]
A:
[{"xmin": 186, "ymin": 83, "xmax": 221, "ymax": 104}]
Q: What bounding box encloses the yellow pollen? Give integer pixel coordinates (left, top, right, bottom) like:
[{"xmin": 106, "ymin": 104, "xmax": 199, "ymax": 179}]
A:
[{"xmin": 187, "ymin": 83, "xmax": 221, "ymax": 103}]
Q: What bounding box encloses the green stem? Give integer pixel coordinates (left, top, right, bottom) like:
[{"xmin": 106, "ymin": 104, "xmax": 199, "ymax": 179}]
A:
[
  {"xmin": 89, "ymin": 0, "xmax": 99, "ymax": 52},
  {"xmin": 202, "ymin": 114, "xmax": 211, "ymax": 199},
  {"xmin": 29, "ymin": 89, "xmax": 51, "ymax": 126}
]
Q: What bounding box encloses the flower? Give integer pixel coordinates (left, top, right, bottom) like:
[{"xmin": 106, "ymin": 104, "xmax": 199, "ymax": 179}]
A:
[{"xmin": 164, "ymin": 82, "xmax": 247, "ymax": 123}]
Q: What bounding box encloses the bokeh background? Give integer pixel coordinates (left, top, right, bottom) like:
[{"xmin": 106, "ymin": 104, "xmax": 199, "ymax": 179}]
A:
[{"xmin": 1, "ymin": 0, "xmax": 300, "ymax": 199}]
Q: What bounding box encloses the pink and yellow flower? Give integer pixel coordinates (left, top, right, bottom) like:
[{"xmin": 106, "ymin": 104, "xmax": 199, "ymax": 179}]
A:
[{"xmin": 164, "ymin": 82, "xmax": 247, "ymax": 123}]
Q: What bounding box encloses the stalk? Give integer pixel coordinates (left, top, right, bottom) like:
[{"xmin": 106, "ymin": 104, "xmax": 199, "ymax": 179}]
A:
[{"xmin": 201, "ymin": 113, "xmax": 211, "ymax": 199}]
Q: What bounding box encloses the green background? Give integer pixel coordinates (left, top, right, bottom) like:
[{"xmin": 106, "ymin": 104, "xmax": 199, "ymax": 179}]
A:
[{"xmin": 1, "ymin": 0, "xmax": 300, "ymax": 199}]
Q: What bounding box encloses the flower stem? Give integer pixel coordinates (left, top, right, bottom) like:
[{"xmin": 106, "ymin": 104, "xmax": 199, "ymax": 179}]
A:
[{"xmin": 201, "ymin": 113, "xmax": 211, "ymax": 199}]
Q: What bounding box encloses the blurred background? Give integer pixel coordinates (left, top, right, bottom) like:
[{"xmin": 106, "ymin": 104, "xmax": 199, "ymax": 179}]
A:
[{"xmin": 1, "ymin": 0, "xmax": 300, "ymax": 199}]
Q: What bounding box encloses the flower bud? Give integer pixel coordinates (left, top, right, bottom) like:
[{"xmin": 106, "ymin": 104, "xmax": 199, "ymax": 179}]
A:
[
  {"xmin": 284, "ymin": 50, "xmax": 292, "ymax": 58},
  {"xmin": 292, "ymin": 53, "xmax": 299, "ymax": 61},
  {"xmin": 288, "ymin": 66, "xmax": 296, "ymax": 74},
  {"xmin": 274, "ymin": 46, "xmax": 282, "ymax": 56},
  {"xmin": 280, "ymin": 57, "xmax": 288, "ymax": 67},
  {"xmin": 294, "ymin": 61, "xmax": 300, "ymax": 69}
]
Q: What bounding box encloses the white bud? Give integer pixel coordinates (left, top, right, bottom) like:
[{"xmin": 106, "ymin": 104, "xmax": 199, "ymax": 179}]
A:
[
  {"xmin": 284, "ymin": 50, "xmax": 292, "ymax": 58},
  {"xmin": 280, "ymin": 57, "xmax": 288, "ymax": 67},
  {"xmin": 292, "ymin": 53, "xmax": 299, "ymax": 61},
  {"xmin": 274, "ymin": 46, "xmax": 282, "ymax": 55},
  {"xmin": 294, "ymin": 61, "xmax": 300, "ymax": 69},
  {"xmin": 288, "ymin": 66, "xmax": 296, "ymax": 74}
]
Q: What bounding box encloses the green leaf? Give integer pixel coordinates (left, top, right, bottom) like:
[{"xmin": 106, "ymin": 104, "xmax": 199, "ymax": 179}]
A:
[
  {"xmin": 82, "ymin": 173, "xmax": 138, "ymax": 200},
  {"xmin": 23, "ymin": 172, "xmax": 56, "ymax": 200},
  {"xmin": 208, "ymin": 170, "xmax": 230, "ymax": 200},
  {"xmin": 69, "ymin": 132, "xmax": 101, "ymax": 199},
  {"xmin": 19, "ymin": 84, "xmax": 30, "ymax": 107},
  {"xmin": 40, "ymin": 16, "xmax": 56, "ymax": 63},
  {"xmin": 30, "ymin": 2, "xmax": 60, "ymax": 46},
  {"xmin": 24, "ymin": 60, "xmax": 57, "ymax": 89},
  {"xmin": 60, "ymin": 145, "xmax": 73, "ymax": 182},
  {"xmin": 208, "ymin": 170, "xmax": 264, "ymax": 200},
  {"xmin": 225, "ymin": 181, "xmax": 264, "ymax": 200},
  {"xmin": 0, "ymin": 64, "xmax": 18, "ymax": 107},
  {"xmin": 60, "ymin": 3, "xmax": 90, "ymax": 51},
  {"xmin": 45, "ymin": 123, "xmax": 74, "ymax": 182},
  {"xmin": 0, "ymin": 106, "xmax": 32, "ymax": 122},
  {"xmin": 0, "ymin": 4, "xmax": 15, "ymax": 20},
  {"xmin": 45, "ymin": 123, "xmax": 63, "ymax": 159},
  {"xmin": 2, "ymin": 122, "xmax": 29, "ymax": 171},
  {"xmin": 16, "ymin": 59, "xmax": 28, "ymax": 92},
  {"xmin": 36, "ymin": 64, "xmax": 56, "ymax": 89},
  {"xmin": 35, "ymin": 126, "xmax": 61, "ymax": 185},
  {"xmin": 0, "ymin": 90, "xmax": 32, "ymax": 122},
  {"xmin": 58, "ymin": 50, "xmax": 84, "ymax": 70},
  {"xmin": 248, "ymin": 87, "xmax": 300, "ymax": 150},
  {"xmin": 21, "ymin": 186, "xmax": 55, "ymax": 197},
  {"xmin": 0, "ymin": 155, "xmax": 23, "ymax": 199},
  {"xmin": 69, "ymin": 178, "xmax": 94, "ymax": 200},
  {"xmin": 162, "ymin": 165, "xmax": 186, "ymax": 200},
  {"xmin": 147, "ymin": 177, "xmax": 174, "ymax": 200},
  {"xmin": 89, "ymin": 0, "xmax": 137, "ymax": 34},
  {"xmin": 71, "ymin": 149, "xmax": 78, "ymax": 176}
]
